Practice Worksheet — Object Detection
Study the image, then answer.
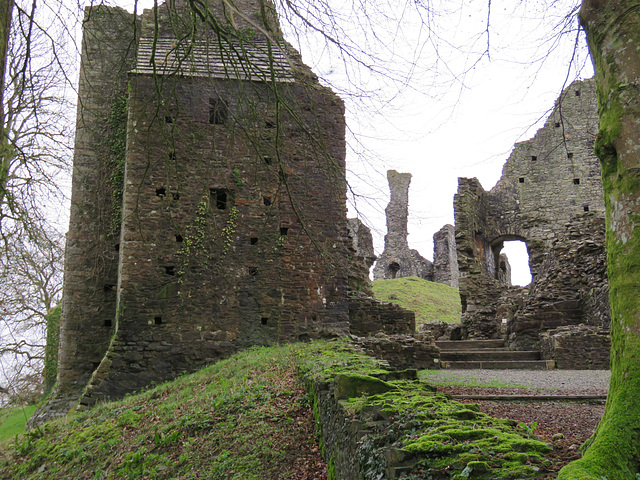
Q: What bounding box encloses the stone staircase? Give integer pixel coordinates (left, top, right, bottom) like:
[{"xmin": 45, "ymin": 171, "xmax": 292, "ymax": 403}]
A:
[{"xmin": 436, "ymin": 339, "xmax": 555, "ymax": 370}]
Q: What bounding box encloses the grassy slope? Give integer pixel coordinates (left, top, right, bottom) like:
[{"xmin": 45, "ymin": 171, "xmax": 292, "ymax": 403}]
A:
[
  {"xmin": 0, "ymin": 406, "xmax": 37, "ymax": 443},
  {"xmin": 0, "ymin": 341, "xmax": 552, "ymax": 480},
  {"xmin": 372, "ymin": 276, "xmax": 462, "ymax": 326}
]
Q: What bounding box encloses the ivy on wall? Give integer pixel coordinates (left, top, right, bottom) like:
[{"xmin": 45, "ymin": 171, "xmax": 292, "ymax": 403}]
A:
[
  {"xmin": 43, "ymin": 304, "xmax": 61, "ymax": 396},
  {"xmin": 103, "ymin": 93, "xmax": 128, "ymax": 239}
]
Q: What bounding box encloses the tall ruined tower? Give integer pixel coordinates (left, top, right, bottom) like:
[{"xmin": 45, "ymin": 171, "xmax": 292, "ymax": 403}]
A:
[
  {"xmin": 36, "ymin": 0, "xmax": 349, "ymax": 422},
  {"xmin": 373, "ymin": 170, "xmax": 432, "ymax": 280}
]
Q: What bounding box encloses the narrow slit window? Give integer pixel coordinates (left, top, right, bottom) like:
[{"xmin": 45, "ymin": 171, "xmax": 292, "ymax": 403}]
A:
[
  {"xmin": 209, "ymin": 98, "xmax": 228, "ymax": 125},
  {"xmin": 210, "ymin": 188, "xmax": 231, "ymax": 210},
  {"xmin": 114, "ymin": 243, "xmax": 120, "ymax": 252},
  {"xmin": 584, "ymin": 205, "xmax": 590, "ymax": 212},
  {"xmin": 169, "ymin": 151, "xmax": 176, "ymax": 161}
]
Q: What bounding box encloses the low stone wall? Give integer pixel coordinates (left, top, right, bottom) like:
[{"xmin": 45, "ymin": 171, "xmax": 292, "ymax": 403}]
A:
[
  {"xmin": 419, "ymin": 321, "xmax": 463, "ymax": 341},
  {"xmin": 304, "ymin": 370, "xmax": 427, "ymax": 479},
  {"xmin": 349, "ymin": 296, "xmax": 416, "ymax": 336},
  {"xmin": 540, "ymin": 324, "xmax": 610, "ymax": 369},
  {"xmin": 354, "ymin": 334, "xmax": 441, "ymax": 370}
]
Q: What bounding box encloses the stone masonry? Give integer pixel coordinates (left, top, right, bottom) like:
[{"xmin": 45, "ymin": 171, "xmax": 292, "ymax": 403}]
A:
[
  {"xmin": 34, "ymin": 0, "xmax": 353, "ymax": 423},
  {"xmin": 373, "ymin": 170, "xmax": 433, "ymax": 280},
  {"xmin": 432, "ymin": 224, "xmax": 459, "ymax": 287},
  {"xmin": 454, "ymin": 78, "xmax": 610, "ymax": 358}
]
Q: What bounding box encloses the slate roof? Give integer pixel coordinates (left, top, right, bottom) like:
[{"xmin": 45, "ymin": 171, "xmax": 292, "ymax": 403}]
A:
[{"xmin": 132, "ymin": 37, "xmax": 296, "ymax": 82}]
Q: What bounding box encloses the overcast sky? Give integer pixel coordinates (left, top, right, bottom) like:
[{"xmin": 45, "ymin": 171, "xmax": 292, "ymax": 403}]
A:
[{"xmin": 114, "ymin": 0, "xmax": 590, "ymax": 286}]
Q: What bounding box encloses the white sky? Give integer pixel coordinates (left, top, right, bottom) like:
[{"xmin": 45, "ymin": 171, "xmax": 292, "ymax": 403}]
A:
[{"xmin": 109, "ymin": 0, "xmax": 591, "ymax": 286}]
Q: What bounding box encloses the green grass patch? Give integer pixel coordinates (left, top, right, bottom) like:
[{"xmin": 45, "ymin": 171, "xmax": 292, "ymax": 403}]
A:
[
  {"xmin": 417, "ymin": 370, "xmax": 529, "ymax": 389},
  {"xmin": 372, "ymin": 276, "xmax": 461, "ymax": 327},
  {"xmin": 0, "ymin": 406, "xmax": 37, "ymax": 443}
]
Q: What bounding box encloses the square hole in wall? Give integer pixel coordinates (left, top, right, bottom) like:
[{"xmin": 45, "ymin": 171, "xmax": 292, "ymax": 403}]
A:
[
  {"xmin": 250, "ymin": 237, "xmax": 259, "ymax": 245},
  {"xmin": 156, "ymin": 186, "xmax": 167, "ymax": 197},
  {"xmin": 575, "ymin": 90, "xmax": 581, "ymax": 96},
  {"xmin": 554, "ymin": 122, "xmax": 560, "ymax": 128},
  {"xmin": 531, "ymin": 155, "xmax": 537, "ymax": 161},
  {"xmin": 209, "ymin": 98, "xmax": 228, "ymax": 125},
  {"xmin": 263, "ymin": 196, "xmax": 272, "ymax": 206},
  {"xmin": 248, "ymin": 266, "xmax": 258, "ymax": 276},
  {"xmin": 165, "ymin": 115, "xmax": 174, "ymax": 124},
  {"xmin": 165, "ymin": 266, "xmax": 175, "ymax": 276},
  {"xmin": 573, "ymin": 178, "xmax": 580, "ymax": 185},
  {"xmin": 261, "ymin": 317, "xmax": 269, "ymax": 325},
  {"xmin": 584, "ymin": 205, "xmax": 590, "ymax": 212},
  {"xmin": 104, "ymin": 319, "xmax": 112, "ymax": 327},
  {"xmin": 567, "ymin": 152, "xmax": 574, "ymax": 159},
  {"xmin": 172, "ymin": 192, "xmax": 180, "ymax": 201},
  {"xmin": 263, "ymin": 156, "xmax": 273, "ymax": 165},
  {"xmin": 176, "ymin": 234, "xmax": 183, "ymax": 242},
  {"xmin": 169, "ymin": 151, "xmax": 176, "ymax": 161},
  {"xmin": 154, "ymin": 316, "xmax": 163, "ymax": 325},
  {"xmin": 210, "ymin": 188, "xmax": 232, "ymax": 210},
  {"xmin": 280, "ymin": 227, "xmax": 289, "ymax": 236},
  {"xmin": 518, "ymin": 177, "xmax": 525, "ymax": 183},
  {"xmin": 114, "ymin": 243, "xmax": 120, "ymax": 252}
]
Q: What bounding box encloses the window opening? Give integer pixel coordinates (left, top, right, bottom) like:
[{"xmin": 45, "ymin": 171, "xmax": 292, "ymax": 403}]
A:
[
  {"xmin": 499, "ymin": 240, "xmax": 531, "ymax": 287},
  {"xmin": 387, "ymin": 262, "xmax": 400, "ymax": 279},
  {"xmin": 165, "ymin": 115, "xmax": 173, "ymax": 124},
  {"xmin": 172, "ymin": 192, "xmax": 180, "ymax": 201},
  {"xmin": 584, "ymin": 205, "xmax": 590, "ymax": 212},
  {"xmin": 165, "ymin": 266, "xmax": 175, "ymax": 276},
  {"xmin": 263, "ymin": 156, "xmax": 273, "ymax": 165},
  {"xmin": 575, "ymin": 90, "xmax": 581, "ymax": 96},
  {"xmin": 103, "ymin": 284, "xmax": 116, "ymax": 292},
  {"xmin": 114, "ymin": 243, "xmax": 120, "ymax": 252},
  {"xmin": 531, "ymin": 156, "xmax": 537, "ymax": 161},
  {"xmin": 169, "ymin": 151, "xmax": 176, "ymax": 161},
  {"xmin": 518, "ymin": 177, "xmax": 525, "ymax": 183},
  {"xmin": 263, "ymin": 196, "xmax": 272, "ymax": 206},
  {"xmin": 280, "ymin": 227, "xmax": 289, "ymax": 236},
  {"xmin": 261, "ymin": 317, "xmax": 269, "ymax": 325},
  {"xmin": 175, "ymin": 234, "xmax": 183, "ymax": 242},
  {"xmin": 554, "ymin": 122, "xmax": 560, "ymax": 128},
  {"xmin": 248, "ymin": 266, "xmax": 258, "ymax": 276},
  {"xmin": 567, "ymin": 152, "xmax": 574, "ymax": 159},
  {"xmin": 154, "ymin": 316, "xmax": 163, "ymax": 325},
  {"xmin": 156, "ymin": 186, "xmax": 166, "ymax": 197},
  {"xmin": 209, "ymin": 98, "xmax": 228, "ymax": 125},
  {"xmin": 573, "ymin": 178, "xmax": 580, "ymax": 185},
  {"xmin": 210, "ymin": 188, "xmax": 230, "ymax": 210},
  {"xmin": 250, "ymin": 237, "xmax": 259, "ymax": 245},
  {"xmin": 104, "ymin": 319, "xmax": 112, "ymax": 327}
]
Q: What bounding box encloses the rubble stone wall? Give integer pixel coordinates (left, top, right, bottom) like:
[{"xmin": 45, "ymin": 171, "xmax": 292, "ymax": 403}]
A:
[
  {"xmin": 540, "ymin": 325, "xmax": 611, "ymax": 369},
  {"xmin": 454, "ymin": 78, "xmax": 610, "ymax": 350}
]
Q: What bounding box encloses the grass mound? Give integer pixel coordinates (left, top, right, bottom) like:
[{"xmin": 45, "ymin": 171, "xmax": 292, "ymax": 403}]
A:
[
  {"xmin": 0, "ymin": 406, "xmax": 37, "ymax": 444},
  {"xmin": 372, "ymin": 276, "xmax": 461, "ymax": 326},
  {"xmin": 0, "ymin": 340, "xmax": 552, "ymax": 479}
]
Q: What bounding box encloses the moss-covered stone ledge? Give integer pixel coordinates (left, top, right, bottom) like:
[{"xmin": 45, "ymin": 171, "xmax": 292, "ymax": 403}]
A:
[{"xmin": 296, "ymin": 340, "xmax": 552, "ymax": 479}]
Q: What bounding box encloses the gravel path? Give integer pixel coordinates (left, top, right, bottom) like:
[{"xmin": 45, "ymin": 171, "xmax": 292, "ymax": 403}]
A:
[{"xmin": 420, "ymin": 369, "xmax": 610, "ymax": 395}]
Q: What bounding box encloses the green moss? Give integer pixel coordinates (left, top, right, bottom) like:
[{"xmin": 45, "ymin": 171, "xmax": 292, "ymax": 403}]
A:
[{"xmin": 333, "ymin": 373, "xmax": 396, "ymax": 400}]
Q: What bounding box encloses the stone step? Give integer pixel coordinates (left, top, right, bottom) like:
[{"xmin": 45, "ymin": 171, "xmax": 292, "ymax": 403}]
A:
[
  {"xmin": 436, "ymin": 340, "xmax": 505, "ymax": 351},
  {"xmin": 441, "ymin": 360, "xmax": 556, "ymax": 370},
  {"xmin": 440, "ymin": 350, "xmax": 541, "ymax": 362}
]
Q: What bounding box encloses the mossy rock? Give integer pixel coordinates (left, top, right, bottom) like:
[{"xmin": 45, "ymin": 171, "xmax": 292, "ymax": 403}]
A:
[{"xmin": 333, "ymin": 373, "xmax": 397, "ymax": 400}]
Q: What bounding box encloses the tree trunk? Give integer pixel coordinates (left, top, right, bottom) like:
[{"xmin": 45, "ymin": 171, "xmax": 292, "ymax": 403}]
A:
[
  {"xmin": 0, "ymin": 0, "xmax": 13, "ymax": 231},
  {"xmin": 559, "ymin": 1, "xmax": 640, "ymax": 478}
]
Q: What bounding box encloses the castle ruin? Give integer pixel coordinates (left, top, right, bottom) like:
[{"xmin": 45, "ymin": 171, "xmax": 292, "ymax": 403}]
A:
[{"xmin": 39, "ymin": 0, "xmax": 354, "ymax": 420}]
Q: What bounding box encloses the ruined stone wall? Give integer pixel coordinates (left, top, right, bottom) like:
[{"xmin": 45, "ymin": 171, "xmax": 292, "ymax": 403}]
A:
[
  {"xmin": 373, "ymin": 170, "xmax": 433, "ymax": 280},
  {"xmin": 454, "ymin": 78, "xmax": 609, "ymax": 348},
  {"xmin": 347, "ymin": 218, "xmax": 376, "ymax": 294},
  {"xmin": 432, "ymin": 224, "xmax": 459, "ymax": 287}
]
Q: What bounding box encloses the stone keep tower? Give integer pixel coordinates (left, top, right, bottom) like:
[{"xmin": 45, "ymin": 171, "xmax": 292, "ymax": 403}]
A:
[{"xmin": 42, "ymin": 0, "xmax": 349, "ymax": 420}]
